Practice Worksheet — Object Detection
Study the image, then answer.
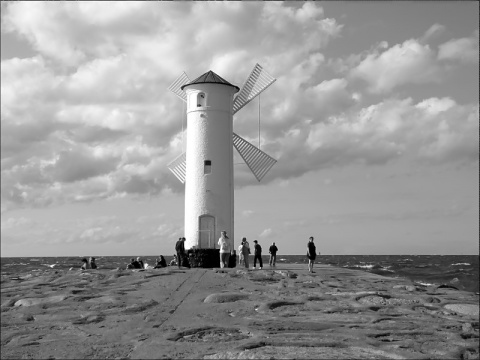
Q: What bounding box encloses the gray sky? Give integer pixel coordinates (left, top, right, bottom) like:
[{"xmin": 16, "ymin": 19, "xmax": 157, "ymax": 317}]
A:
[{"xmin": 1, "ymin": 2, "xmax": 478, "ymax": 256}]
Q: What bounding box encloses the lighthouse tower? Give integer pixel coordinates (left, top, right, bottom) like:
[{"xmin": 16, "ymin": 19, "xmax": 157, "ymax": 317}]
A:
[
  {"xmin": 168, "ymin": 64, "xmax": 277, "ymax": 252},
  {"xmin": 181, "ymin": 72, "xmax": 239, "ymax": 250}
]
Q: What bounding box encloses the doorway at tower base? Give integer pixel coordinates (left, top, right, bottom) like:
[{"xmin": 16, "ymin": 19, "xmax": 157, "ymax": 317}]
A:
[{"xmin": 187, "ymin": 249, "xmax": 237, "ymax": 268}]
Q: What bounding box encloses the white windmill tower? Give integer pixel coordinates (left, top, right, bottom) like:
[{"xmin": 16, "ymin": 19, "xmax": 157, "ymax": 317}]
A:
[{"xmin": 167, "ymin": 64, "xmax": 277, "ymax": 251}]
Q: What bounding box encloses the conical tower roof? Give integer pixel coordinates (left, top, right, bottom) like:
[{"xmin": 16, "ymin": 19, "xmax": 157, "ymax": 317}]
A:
[{"xmin": 181, "ymin": 70, "xmax": 240, "ymax": 91}]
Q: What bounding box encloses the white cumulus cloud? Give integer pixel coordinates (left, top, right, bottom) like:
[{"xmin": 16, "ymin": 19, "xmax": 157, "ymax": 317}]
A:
[
  {"xmin": 438, "ymin": 30, "xmax": 479, "ymax": 63},
  {"xmin": 350, "ymin": 39, "xmax": 440, "ymax": 94}
]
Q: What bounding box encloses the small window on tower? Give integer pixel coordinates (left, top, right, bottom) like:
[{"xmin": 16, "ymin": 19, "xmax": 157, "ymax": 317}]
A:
[
  {"xmin": 204, "ymin": 160, "xmax": 211, "ymax": 174},
  {"xmin": 197, "ymin": 92, "xmax": 206, "ymax": 107}
]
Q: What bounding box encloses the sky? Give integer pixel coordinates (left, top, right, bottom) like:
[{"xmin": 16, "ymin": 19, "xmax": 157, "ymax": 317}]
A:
[{"xmin": 1, "ymin": 1, "xmax": 478, "ymax": 257}]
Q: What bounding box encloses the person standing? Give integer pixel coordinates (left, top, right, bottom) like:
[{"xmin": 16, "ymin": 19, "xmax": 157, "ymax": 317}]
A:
[
  {"xmin": 268, "ymin": 242, "xmax": 278, "ymax": 267},
  {"xmin": 253, "ymin": 240, "xmax": 263, "ymax": 269},
  {"xmin": 89, "ymin": 257, "xmax": 97, "ymax": 269},
  {"xmin": 307, "ymin": 236, "xmax": 316, "ymax": 273},
  {"xmin": 241, "ymin": 237, "xmax": 250, "ymax": 269},
  {"xmin": 238, "ymin": 242, "xmax": 244, "ymax": 266},
  {"xmin": 218, "ymin": 231, "xmax": 231, "ymax": 268},
  {"xmin": 175, "ymin": 237, "xmax": 186, "ymax": 268}
]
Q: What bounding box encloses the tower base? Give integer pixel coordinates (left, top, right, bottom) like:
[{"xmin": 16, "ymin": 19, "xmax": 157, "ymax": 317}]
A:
[{"xmin": 187, "ymin": 249, "xmax": 236, "ymax": 268}]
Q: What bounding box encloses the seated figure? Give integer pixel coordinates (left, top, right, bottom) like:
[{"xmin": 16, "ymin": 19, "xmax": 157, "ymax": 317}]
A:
[
  {"xmin": 126, "ymin": 258, "xmax": 142, "ymax": 269},
  {"xmin": 154, "ymin": 255, "xmax": 167, "ymax": 268},
  {"xmin": 169, "ymin": 254, "xmax": 178, "ymax": 267},
  {"xmin": 81, "ymin": 258, "xmax": 90, "ymax": 270}
]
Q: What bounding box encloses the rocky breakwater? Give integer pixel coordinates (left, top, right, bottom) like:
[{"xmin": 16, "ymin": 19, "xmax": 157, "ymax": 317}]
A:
[{"xmin": 1, "ymin": 264, "xmax": 478, "ymax": 359}]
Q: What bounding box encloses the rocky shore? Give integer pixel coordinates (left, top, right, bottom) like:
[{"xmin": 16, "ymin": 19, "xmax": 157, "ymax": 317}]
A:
[{"xmin": 1, "ymin": 264, "xmax": 478, "ymax": 359}]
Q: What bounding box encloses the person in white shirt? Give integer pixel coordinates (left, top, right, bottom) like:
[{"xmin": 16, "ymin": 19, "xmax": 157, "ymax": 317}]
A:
[
  {"xmin": 238, "ymin": 243, "xmax": 244, "ymax": 266},
  {"xmin": 218, "ymin": 231, "xmax": 230, "ymax": 268}
]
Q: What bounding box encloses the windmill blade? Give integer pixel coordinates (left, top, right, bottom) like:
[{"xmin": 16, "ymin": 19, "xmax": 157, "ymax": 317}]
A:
[
  {"xmin": 167, "ymin": 152, "xmax": 186, "ymax": 183},
  {"xmin": 168, "ymin": 72, "xmax": 190, "ymax": 102},
  {"xmin": 233, "ymin": 63, "xmax": 276, "ymax": 115},
  {"xmin": 233, "ymin": 133, "xmax": 277, "ymax": 182}
]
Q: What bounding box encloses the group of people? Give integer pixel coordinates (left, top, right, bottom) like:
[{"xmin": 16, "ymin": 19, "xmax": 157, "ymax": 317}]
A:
[
  {"xmin": 202, "ymin": 231, "xmax": 319, "ymax": 272},
  {"xmin": 82, "ymin": 235, "xmax": 318, "ymax": 272},
  {"xmin": 81, "ymin": 257, "xmax": 97, "ymax": 270},
  {"xmin": 125, "ymin": 255, "xmax": 168, "ymax": 269},
  {"xmin": 238, "ymin": 236, "xmax": 318, "ymax": 273},
  {"xmin": 172, "ymin": 231, "xmax": 278, "ymax": 270},
  {"xmin": 126, "ymin": 257, "xmax": 144, "ymax": 269},
  {"xmin": 236, "ymin": 238, "xmax": 279, "ymax": 270}
]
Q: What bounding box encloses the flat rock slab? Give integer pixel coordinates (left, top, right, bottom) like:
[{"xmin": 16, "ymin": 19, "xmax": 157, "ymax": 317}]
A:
[
  {"xmin": 204, "ymin": 293, "xmax": 249, "ymax": 303},
  {"xmin": 14, "ymin": 294, "xmax": 68, "ymax": 307},
  {"xmin": 444, "ymin": 303, "xmax": 479, "ymax": 316},
  {"xmin": 1, "ymin": 264, "xmax": 478, "ymax": 360},
  {"xmin": 204, "ymin": 346, "xmax": 411, "ymax": 359}
]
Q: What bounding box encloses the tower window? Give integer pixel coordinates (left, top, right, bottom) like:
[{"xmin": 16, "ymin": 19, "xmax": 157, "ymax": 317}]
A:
[
  {"xmin": 197, "ymin": 92, "xmax": 206, "ymax": 107},
  {"xmin": 204, "ymin": 160, "xmax": 211, "ymax": 174}
]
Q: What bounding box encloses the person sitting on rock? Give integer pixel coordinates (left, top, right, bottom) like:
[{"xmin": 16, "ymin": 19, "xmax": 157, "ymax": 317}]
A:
[
  {"xmin": 154, "ymin": 255, "xmax": 167, "ymax": 268},
  {"xmin": 89, "ymin": 257, "xmax": 97, "ymax": 269},
  {"xmin": 81, "ymin": 258, "xmax": 90, "ymax": 270},
  {"xmin": 136, "ymin": 257, "xmax": 145, "ymax": 269},
  {"xmin": 127, "ymin": 258, "xmax": 142, "ymax": 269},
  {"xmin": 169, "ymin": 254, "xmax": 178, "ymax": 267},
  {"xmin": 159, "ymin": 255, "xmax": 167, "ymax": 268}
]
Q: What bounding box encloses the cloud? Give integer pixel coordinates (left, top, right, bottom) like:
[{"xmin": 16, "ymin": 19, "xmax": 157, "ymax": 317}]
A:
[
  {"xmin": 438, "ymin": 30, "xmax": 479, "ymax": 63},
  {"xmin": 0, "ymin": 212, "xmax": 177, "ymax": 249},
  {"xmin": 415, "ymin": 97, "xmax": 456, "ymax": 114},
  {"xmin": 308, "ymin": 97, "xmax": 478, "ymax": 164},
  {"xmin": 1, "ymin": 2, "xmax": 477, "ymax": 211},
  {"xmin": 335, "ymin": 28, "xmax": 478, "ymax": 96},
  {"xmin": 2, "ymin": 2, "xmax": 167, "ymax": 67},
  {"xmin": 1, "ymin": 216, "xmax": 36, "ymax": 230},
  {"xmin": 259, "ymin": 228, "xmax": 274, "ymax": 238},
  {"xmin": 45, "ymin": 148, "xmax": 119, "ymax": 183},
  {"xmin": 242, "ymin": 210, "xmax": 254, "ymax": 218},
  {"xmin": 78, "ymin": 225, "xmax": 135, "ymax": 244},
  {"xmin": 1, "ymin": 2, "xmax": 343, "ymax": 208},
  {"xmin": 266, "ymin": 97, "xmax": 478, "ymax": 182},
  {"xmin": 350, "ymin": 39, "xmax": 440, "ymax": 94},
  {"xmin": 420, "ymin": 23, "xmax": 446, "ymax": 43}
]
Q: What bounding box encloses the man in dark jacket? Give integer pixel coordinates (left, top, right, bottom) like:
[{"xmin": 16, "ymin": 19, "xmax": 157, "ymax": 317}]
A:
[
  {"xmin": 253, "ymin": 240, "xmax": 263, "ymax": 269},
  {"xmin": 268, "ymin": 242, "xmax": 278, "ymax": 267},
  {"xmin": 307, "ymin": 236, "xmax": 317, "ymax": 273},
  {"xmin": 175, "ymin": 237, "xmax": 186, "ymax": 268}
]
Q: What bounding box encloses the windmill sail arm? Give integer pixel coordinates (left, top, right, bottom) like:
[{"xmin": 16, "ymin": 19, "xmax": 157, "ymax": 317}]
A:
[
  {"xmin": 233, "ymin": 132, "xmax": 277, "ymax": 182},
  {"xmin": 168, "ymin": 72, "xmax": 190, "ymax": 102},
  {"xmin": 167, "ymin": 152, "xmax": 187, "ymax": 183},
  {"xmin": 233, "ymin": 63, "xmax": 276, "ymax": 115}
]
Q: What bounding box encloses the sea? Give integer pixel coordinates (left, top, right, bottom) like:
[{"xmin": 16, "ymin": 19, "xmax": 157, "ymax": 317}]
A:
[{"xmin": 1, "ymin": 255, "xmax": 478, "ymax": 294}]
